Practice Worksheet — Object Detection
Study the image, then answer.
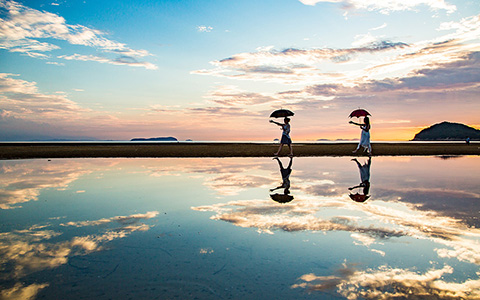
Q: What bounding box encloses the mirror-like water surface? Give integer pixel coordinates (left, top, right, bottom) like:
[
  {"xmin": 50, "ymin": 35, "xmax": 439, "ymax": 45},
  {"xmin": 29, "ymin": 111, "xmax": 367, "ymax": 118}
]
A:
[{"xmin": 1, "ymin": 156, "xmax": 479, "ymax": 299}]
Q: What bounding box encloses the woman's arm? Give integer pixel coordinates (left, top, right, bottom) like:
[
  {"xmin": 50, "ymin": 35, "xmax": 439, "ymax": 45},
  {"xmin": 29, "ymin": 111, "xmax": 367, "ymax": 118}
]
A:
[
  {"xmin": 349, "ymin": 121, "xmax": 362, "ymax": 126},
  {"xmin": 270, "ymin": 120, "xmax": 282, "ymax": 126}
]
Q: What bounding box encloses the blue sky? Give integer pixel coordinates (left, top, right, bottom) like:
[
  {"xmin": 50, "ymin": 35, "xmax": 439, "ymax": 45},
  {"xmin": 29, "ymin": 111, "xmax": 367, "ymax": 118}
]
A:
[{"xmin": 1, "ymin": 0, "xmax": 479, "ymax": 140}]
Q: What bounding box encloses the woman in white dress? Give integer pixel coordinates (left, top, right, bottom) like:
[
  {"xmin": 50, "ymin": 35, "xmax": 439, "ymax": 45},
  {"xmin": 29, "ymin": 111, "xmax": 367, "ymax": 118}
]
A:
[{"xmin": 349, "ymin": 116, "xmax": 372, "ymax": 155}]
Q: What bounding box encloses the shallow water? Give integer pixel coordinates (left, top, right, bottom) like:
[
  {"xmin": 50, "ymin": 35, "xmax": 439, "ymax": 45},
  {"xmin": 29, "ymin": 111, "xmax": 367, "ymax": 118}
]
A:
[{"xmin": 1, "ymin": 156, "xmax": 479, "ymax": 299}]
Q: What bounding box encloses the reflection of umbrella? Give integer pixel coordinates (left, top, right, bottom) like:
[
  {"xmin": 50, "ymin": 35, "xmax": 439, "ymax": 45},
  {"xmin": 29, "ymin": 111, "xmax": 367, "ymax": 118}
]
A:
[
  {"xmin": 270, "ymin": 194, "xmax": 294, "ymax": 203},
  {"xmin": 270, "ymin": 109, "xmax": 294, "ymax": 118},
  {"xmin": 349, "ymin": 109, "xmax": 371, "ymax": 118},
  {"xmin": 349, "ymin": 193, "xmax": 370, "ymax": 203}
]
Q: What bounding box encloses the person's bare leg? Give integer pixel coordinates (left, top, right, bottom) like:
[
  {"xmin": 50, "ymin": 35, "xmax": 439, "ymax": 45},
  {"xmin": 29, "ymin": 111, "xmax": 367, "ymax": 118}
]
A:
[
  {"xmin": 352, "ymin": 143, "xmax": 360, "ymax": 153},
  {"xmin": 274, "ymin": 144, "xmax": 284, "ymax": 156},
  {"xmin": 288, "ymin": 144, "xmax": 293, "ymax": 156}
]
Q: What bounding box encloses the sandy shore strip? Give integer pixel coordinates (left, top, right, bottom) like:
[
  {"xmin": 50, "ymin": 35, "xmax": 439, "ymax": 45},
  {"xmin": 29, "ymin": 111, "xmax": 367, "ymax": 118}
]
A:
[{"xmin": 1, "ymin": 142, "xmax": 479, "ymax": 159}]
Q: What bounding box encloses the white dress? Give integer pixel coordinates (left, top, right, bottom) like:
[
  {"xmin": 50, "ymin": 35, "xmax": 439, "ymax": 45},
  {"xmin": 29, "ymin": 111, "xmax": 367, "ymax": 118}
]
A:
[{"xmin": 357, "ymin": 125, "xmax": 371, "ymax": 153}]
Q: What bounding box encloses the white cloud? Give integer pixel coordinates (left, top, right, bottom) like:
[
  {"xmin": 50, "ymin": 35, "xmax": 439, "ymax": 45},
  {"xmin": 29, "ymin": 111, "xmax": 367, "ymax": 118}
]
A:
[
  {"xmin": 0, "ymin": 210, "xmax": 157, "ymax": 290},
  {"xmin": 292, "ymin": 265, "xmax": 480, "ymax": 299},
  {"xmin": 58, "ymin": 54, "xmax": 158, "ymax": 70},
  {"xmin": 0, "ymin": 283, "xmax": 49, "ymax": 300},
  {"xmin": 0, "ymin": 73, "xmax": 88, "ymax": 122},
  {"xmin": 61, "ymin": 211, "xmax": 159, "ymax": 227},
  {"xmin": 298, "ymin": 0, "xmax": 456, "ymax": 14},
  {"xmin": 194, "ymin": 14, "xmax": 480, "ymax": 92},
  {"xmin": 0, "ymin": 0, "xmax": 156, "ymax": 68},
  {"xmin": 351, "ymin": 32, "xmax": 379, "ymax": 47},
  {"xmin": 197, "ymin": 25, "xmax": 213, "ymax": 32},
  {"xmin": 371, "ymin": 23, "xmax": 387, "ymax": 31},
  {"xmin": 204, "ymin": 85, "xmax": 278, "ymax": 107}
]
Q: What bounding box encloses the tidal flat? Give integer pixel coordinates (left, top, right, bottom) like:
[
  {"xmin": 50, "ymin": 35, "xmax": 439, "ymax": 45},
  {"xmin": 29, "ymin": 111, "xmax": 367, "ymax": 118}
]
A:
[
  {"xmin": 1, "ymin": 156, "xmax": 479, "ymax": 299},
  {"xmin": 0, "ymin": 142, "xmax": 479, "ymax": 159}
]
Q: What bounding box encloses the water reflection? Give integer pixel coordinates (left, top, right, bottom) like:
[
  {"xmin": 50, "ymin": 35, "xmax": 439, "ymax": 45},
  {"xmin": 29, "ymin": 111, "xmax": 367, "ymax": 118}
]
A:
[
  {"xmin": 291, "ymin": 263, "xmax": 480, "ymax": 299},
  {"xmin": 0, "ymin": 157, "xmax": 479, "ymax": 299},
  {"xmin": 348, "ymin": 157, "xmax": 371, "ymax": 203},
  {"xmin": 270, "ymin": 157, "xmax": 294, "ymax": 203},
  {"xmin": 0, "ymin": 210, "xmax": 158, "ymax": 300}
]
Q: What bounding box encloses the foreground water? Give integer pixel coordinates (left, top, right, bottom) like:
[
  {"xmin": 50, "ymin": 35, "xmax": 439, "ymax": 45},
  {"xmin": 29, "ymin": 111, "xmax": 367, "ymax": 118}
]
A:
[{"xmin": 1, "ymin": 156, "xmax": 479, "ymax": 299}]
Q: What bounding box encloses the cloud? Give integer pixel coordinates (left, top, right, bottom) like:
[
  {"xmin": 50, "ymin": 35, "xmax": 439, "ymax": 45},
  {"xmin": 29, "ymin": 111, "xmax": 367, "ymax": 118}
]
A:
[
  {"xmin": 58, "ymin": 54, "xmax": 158, "ymax": 70},
  {"xmin": 298, "ymin": 0, "xmax": 456, "ymax": 14},
  {"xmin": 302, "ymin": 51, "xmax": 480, "ymax": 100},
  {"xmin": 204, "ymin": 174, "xmax": 274, "ymax": 196},
  {"xmin": 0, "ymin": 0, "xmax": 156, "ymax": 69},
  {"xmin": 192, "ymin": 180, "xmax": 480, "ymax": 264},
  {"xmin": 0, "ymin": 160, "xmax": 94, "ymax": 209},
  {"xmin": 292, "ymin": 264, "xmax": 480, "ymax": 299},
  {"xmin": 194, "ymin": 14, "xmax": 479, "ymax": 90},
  {"xmin": 0, "ymin": 73, "xmax": 90, "ymax": 122},
  {"xmin": 204, "ymin": 85, "xmax": 278, "ymax": 107},
  {"xmin": 0, "ymin": 283, "xmax": 49, "ymax": 300},
  {"xmin": 193, "ymin": 41, "xmax": 410, "ymax": 84},
  {"xmin": 197, "ymin": 25, "xmax": 213, "ymax": 32},
  {"xmin": 0, "ymin": 211, "xmax": 158, "ymax": 281},
  {"xmin": 61, "ymin": 211, "xmax": 159, "ymax": 227},
  {"xmin": 374, "ymin": 187, "xmax": 480, "ymax": 228},
  {"xmin": 192, "ymin": 198, "xmax": 409, "ymax": 237},
  {"xmin": 370, "ymin": 23, "xmax": 387, "ymax": 31}
]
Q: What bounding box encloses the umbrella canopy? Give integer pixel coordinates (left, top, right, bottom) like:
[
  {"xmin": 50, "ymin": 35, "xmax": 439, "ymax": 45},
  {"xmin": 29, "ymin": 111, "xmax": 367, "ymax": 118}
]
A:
[
  {"xmin": 270, "ymin": 109, "xmax": 294, "ymax": 118},
  {"xmin": 349, "ymin": 109, "xmax": 371, "ymax": 118},
  {"xmin": 270, "ymin": 194, "xmax": 294, "ymax": 203},
  {"xmin": 349, "ymin": 193, "xmax": 370, "ymax": 203}
]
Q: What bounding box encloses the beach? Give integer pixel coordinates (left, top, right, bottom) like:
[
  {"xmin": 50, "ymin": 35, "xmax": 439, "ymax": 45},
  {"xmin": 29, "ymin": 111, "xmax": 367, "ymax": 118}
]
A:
[{"xmin": 1, "ymin": 142, "xmax": 478, "ymax": 159}]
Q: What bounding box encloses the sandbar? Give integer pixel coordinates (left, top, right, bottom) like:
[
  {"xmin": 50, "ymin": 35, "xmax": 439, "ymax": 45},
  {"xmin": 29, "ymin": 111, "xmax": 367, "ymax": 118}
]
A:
[{"xmin": 1, "ymin": 142, "xmax": 479, "ymax": 160}]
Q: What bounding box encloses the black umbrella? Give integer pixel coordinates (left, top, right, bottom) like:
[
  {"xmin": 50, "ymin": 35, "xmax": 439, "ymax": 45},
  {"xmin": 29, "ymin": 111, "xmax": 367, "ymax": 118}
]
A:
[
  {"xmin": 270, "ymin": 109, "xmax": 294, "ymax": 118},
  {"xmin": 270, "ymin": 194, "xmax": 294, "ymax": 203}
]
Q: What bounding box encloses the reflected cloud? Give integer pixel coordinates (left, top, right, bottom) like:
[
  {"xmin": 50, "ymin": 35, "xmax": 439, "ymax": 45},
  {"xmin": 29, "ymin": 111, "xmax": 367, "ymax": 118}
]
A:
[
  {"xmin": 193, "ymin": 180, "xmax": 480, "ymax": 265},
  {"xmin": 0, "ymin": 211, "xmax": 157, "ymax": 279},
  {"xmin": 0, "ymin": 282, "xmax": 49, "ymax": 300},
  {"xmin": 206, "ymin": 174, "xmax": 273, "ymax": 196},
  {"xmin": 0, "ymin": 160, "xmax": 95, "ymax": 209},
  {"xmin": 292, "ymin": 264, "xmax": 480, "ymax": 299},
  {"xmin": 140, "ymin": 158, "xmax": 275, "ymax": 196},
  {"xmin": 0, "ymin": 211, "xmax": 158, "ymax": 299},
  {"xmin": 193, "ymin": 198, "xmax": 406, "ymax": 237},
  {"xmin": 61, "ymin": 211, "xmax": 159, "ymax": 227},
  {"xmin": 374, "ymin": 187, "xmax": 480, "ymax": 228}
]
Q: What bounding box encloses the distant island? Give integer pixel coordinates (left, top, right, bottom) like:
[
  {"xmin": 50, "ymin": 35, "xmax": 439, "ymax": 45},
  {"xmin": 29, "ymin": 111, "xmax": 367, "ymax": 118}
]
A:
[
  {"xmin": 412, "ymin": 122, "xmax": 480, "ymax": 141},
  {"xmin": 131, "ymin": 137, "xmax": 178, "ymax": 142}
]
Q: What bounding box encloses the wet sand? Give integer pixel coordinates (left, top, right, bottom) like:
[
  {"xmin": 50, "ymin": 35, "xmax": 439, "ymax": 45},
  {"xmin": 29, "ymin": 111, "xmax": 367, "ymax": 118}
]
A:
[{"xmin": 1, "ymin": 142, "xmax": 479, "ymax": 159}]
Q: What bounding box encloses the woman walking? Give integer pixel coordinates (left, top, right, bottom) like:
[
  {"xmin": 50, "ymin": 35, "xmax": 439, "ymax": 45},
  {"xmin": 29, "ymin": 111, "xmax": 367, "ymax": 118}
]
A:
[
  {"xmin": 349, "ymin": 116, "xmax": 372, "ymax": 155},
  {"xmin": 270, "ymin": 117, "xmax": 293, "ymax": 157}
]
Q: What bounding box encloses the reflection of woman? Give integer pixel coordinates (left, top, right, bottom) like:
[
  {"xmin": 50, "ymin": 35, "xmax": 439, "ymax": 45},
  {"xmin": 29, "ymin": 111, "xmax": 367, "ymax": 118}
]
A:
[
  {"xmin": 270, "ymin": 157, "xmax": 294, "ymax": 203},
  {"xmin": 349, "ymin": 116, "xmax": 372, "ymax": 155},
  {"xmin": 348, "ymin": 157, "xmax": 371, "ymax": 203}
]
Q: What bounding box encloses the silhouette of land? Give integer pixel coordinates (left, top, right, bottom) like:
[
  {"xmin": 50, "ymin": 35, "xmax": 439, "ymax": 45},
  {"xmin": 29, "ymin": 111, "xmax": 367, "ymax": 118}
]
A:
[
  {"xmin": 130, "ymin": 136, "xmax": 178, "ymax": 141},
  {"xmin": 413, "ymin": 122, "xmax": 480, "ymax": 141},
  {"xmin": 0, "ymin": 142, "xmax": 478, "ymax": 159}
]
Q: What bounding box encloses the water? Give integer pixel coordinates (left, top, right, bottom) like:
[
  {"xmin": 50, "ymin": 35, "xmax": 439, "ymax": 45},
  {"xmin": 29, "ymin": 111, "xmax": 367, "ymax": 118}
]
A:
[{"xmin": 1, "ymin": 156, "xmax": 479, "ymax": 299}]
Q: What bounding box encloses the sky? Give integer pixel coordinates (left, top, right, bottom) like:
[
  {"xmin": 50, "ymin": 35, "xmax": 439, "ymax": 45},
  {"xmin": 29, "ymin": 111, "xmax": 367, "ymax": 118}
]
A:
[{"xmin": 0, "ymin": 0, "xmax": 479, "ymax": 141}]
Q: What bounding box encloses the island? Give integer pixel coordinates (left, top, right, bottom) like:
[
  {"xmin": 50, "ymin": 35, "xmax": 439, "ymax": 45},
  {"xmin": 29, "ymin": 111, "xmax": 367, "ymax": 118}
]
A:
[
  {"xmin": 130, "ymin": 137, "xmax": 178, "ymax": 142},
  {"xmin": 412, "ymin": 122, "xmax": 480, "ymax": 141}
]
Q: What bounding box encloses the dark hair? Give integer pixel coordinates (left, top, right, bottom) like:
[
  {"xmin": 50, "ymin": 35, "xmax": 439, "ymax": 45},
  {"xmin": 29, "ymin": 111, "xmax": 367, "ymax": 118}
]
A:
[
  {"xmin": 284, "ymin": 117, "xmax": 290, "ymax": 122},
  {"xmin": 364, "ymin": 116, "xmax": 370, "ymax": 125}
]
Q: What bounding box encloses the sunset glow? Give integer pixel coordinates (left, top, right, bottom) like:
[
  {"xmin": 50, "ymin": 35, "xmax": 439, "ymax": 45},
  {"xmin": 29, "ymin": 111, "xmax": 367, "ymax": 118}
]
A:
[{"xmin": 1, "ymin": 0, "xmax": 479, "ymax": 141}]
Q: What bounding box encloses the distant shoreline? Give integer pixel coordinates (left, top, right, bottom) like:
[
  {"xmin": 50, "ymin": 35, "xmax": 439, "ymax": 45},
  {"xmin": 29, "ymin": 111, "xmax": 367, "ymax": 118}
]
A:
[{"xmin": 1, "ymin": 142, "xmax": 479, "ymax": 160}]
